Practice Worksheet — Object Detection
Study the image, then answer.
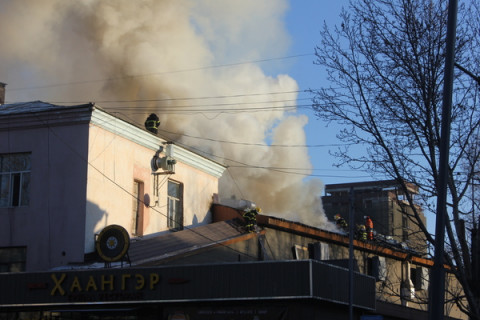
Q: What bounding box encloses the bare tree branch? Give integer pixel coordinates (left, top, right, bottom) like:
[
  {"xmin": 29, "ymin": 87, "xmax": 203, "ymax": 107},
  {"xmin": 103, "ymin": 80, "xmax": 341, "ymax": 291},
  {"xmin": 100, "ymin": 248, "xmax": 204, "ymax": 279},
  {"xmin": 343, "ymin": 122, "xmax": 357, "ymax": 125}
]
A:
[{"xmin": 312, "ymin": 0, "xmax": 480, "ymax": 318}]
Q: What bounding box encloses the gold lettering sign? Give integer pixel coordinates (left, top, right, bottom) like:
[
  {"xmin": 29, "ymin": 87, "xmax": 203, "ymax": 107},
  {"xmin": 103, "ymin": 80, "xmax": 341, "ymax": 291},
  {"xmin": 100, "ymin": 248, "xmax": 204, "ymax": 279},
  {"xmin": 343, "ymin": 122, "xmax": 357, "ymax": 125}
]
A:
[
  {"xmin": 51, "ymin": 273, "xmax": 66, "ymax": 296},
  {"xmin": 49, "ymin": 272, "xmax": 161, "ymax": 296}
]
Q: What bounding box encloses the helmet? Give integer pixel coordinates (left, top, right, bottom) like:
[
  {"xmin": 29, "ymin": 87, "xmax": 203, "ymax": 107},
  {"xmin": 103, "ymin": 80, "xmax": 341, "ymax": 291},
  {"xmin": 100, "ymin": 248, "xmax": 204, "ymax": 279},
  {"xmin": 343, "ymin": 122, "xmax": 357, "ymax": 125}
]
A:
[
  {"xmin": 334, "ymin": 214, "xmax": 341, "ymax": 220},
  {"xmin": 361, "ymin": 225, "xmax": 366, "ymax": 230}
]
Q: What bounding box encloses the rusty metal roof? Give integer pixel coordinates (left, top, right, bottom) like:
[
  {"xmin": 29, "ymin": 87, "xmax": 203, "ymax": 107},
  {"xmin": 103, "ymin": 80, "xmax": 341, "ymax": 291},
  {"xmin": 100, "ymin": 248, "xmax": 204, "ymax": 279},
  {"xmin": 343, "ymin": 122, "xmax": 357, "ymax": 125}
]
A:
[{"xmin": 128, "ymin": 219, "xmax": 253, "ymax": 266}]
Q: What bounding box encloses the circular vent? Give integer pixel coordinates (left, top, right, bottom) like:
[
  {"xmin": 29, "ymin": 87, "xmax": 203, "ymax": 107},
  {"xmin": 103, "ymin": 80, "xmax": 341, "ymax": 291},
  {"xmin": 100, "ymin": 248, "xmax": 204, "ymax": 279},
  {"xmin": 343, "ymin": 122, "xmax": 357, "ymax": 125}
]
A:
[{"xmin": 96, "ymin": 225, "xmax": 130, "ymax": 262}]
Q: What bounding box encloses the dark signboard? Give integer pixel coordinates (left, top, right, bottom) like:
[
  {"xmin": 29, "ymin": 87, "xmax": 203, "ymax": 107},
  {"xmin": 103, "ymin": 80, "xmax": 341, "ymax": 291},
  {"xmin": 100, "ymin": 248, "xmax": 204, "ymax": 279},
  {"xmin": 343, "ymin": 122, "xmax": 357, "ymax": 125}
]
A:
[{"xmin": 0, "ymin": 260, "xmax": 375, "ymax": 310}]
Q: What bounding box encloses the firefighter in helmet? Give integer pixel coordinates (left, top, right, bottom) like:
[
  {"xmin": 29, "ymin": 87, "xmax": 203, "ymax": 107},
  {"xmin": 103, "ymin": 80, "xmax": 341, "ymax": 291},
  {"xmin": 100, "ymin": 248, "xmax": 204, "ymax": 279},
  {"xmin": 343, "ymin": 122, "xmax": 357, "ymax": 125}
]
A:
[
  {"xmin": 243, "ymin": 207, "xmax": 261, "ymax": 233},
  {"xmin": 334, "ymin": 214, "xmax": 348, "ymax": 232},
  {"xmin": 356, "ymin": 224, "xmax": 367, "ymax": 241},
  {"xmin": 145, "ymin": 113, "xmax": 160, "ymax": 134}
]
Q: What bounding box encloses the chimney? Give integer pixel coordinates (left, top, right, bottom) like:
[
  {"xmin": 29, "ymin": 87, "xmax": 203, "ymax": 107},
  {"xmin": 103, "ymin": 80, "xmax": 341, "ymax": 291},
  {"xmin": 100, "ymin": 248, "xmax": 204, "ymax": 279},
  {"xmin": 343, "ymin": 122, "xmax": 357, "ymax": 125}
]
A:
[{"xmin": 0, "ymin": 82, "xmax": 6, "ymax": 105}]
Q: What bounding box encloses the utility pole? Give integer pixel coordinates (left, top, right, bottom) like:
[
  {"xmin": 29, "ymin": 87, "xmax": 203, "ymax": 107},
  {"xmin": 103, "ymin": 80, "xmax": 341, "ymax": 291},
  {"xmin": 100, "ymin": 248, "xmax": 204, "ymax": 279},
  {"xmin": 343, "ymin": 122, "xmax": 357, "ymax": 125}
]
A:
[
  {"xmin": 428, "ymin": 0, "xmax": 458, "ymax": 319},
  {"xmin": 348, "ymin": 187, "xmax": 355, "ymax": 320}
]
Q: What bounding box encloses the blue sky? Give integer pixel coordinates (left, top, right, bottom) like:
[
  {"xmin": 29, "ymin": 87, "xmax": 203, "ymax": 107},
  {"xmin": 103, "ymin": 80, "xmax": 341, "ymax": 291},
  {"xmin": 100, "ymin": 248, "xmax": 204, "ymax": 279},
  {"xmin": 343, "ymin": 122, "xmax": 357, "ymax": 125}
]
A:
[
  {"xmin": 283, "ymin": 0, "xmax": 371, "ymax": 186},
  {"xmin": 283, "ymin": 1, "xmax": 437, "ymax": 236}
]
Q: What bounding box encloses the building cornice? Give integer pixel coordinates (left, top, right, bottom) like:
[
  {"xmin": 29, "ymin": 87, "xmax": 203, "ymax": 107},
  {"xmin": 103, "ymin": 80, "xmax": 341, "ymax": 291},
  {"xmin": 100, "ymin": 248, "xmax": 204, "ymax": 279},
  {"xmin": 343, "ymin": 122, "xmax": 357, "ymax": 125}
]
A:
[
  {"xmin": 166, "ymin": 144, "xmax": 225, "ymax": 178},
  {"xmin": 91, "ymin": 107, "xmax": 162, "ymax": 151},
  {"xmin": 91, "ymin": 107, "xmax": 226, "ymax": 178}
]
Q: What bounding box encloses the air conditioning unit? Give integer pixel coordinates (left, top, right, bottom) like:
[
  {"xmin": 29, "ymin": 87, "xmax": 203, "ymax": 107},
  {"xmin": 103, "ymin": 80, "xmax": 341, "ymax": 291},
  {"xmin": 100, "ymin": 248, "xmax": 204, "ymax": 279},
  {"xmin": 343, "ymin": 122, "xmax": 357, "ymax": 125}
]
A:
[{"xmin": 151, "ymin": 155, "xmax": 176, "ymax": 173}]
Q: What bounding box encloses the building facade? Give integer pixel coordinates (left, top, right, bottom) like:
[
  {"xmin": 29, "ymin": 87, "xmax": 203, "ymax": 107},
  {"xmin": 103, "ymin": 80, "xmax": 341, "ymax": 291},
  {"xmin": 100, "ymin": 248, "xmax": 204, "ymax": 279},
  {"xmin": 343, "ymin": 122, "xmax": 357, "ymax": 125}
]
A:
[
  {"xmin": 0, "ymin": 203, "xmax": 466, "ymax": 319},
  {"xmin": 0, "ymin": 101, "xmax": 225, "ymax": 272},
  {"xmin": 0, "ymin": 101, "xmax": 467, "ymax": 319}
]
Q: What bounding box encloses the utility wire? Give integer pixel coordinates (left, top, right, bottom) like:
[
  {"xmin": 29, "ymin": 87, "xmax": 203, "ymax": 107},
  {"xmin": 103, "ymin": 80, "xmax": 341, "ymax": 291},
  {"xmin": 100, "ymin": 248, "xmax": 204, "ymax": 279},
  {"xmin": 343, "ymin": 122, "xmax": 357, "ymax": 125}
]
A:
[
  {"xmin": 169, "ymin": 138, "xmax": 370, "ymax": 179},
  {"xmin": 114, "ymin": 112, "xmax": 368, "ymax": 177},
  {"xmin": 156, "ymin": 128, "xmax": 352, "ymax": 148},
  {"xmin": 51, "ymin": 90, "xmax": 310, "ymax": 105},
  {"xmin": 8, "ymin": 53, "xmax": 315, "ymax": 92}
]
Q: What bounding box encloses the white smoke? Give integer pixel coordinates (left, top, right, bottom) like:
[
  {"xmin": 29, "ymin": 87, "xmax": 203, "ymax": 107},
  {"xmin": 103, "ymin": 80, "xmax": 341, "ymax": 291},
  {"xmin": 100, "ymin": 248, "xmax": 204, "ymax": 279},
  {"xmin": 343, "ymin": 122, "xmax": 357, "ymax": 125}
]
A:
[{"xmin": 0, "ymin": 0, "xmax": 333, "ymax": 229}]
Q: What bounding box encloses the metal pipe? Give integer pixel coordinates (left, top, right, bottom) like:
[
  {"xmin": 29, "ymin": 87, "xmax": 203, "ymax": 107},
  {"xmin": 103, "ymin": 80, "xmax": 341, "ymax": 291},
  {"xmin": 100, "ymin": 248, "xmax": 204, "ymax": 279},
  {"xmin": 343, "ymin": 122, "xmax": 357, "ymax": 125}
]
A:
[
  {"xmin": 349, "ymin": 187, "xmax": 355, "ymax": 320},
  {"xmin": 428, "ymin": 0, "xmax": 458, "ymax": 319}
]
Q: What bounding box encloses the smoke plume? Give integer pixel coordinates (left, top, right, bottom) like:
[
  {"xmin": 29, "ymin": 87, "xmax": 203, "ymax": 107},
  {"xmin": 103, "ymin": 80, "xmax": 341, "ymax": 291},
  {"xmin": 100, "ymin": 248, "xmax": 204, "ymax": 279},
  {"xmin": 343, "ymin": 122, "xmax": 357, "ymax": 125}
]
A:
[{"xmin": 0, "ymin": 0, "xmax": 333, "ymax": 228}]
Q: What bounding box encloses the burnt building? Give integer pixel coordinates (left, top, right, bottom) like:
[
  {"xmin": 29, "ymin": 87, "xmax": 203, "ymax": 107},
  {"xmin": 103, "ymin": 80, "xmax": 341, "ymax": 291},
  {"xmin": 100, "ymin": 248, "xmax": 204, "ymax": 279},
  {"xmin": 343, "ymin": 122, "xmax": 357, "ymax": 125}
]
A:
[{"xmin": 322, "ymin": 180, "xmax": 428, "ymax": 254}]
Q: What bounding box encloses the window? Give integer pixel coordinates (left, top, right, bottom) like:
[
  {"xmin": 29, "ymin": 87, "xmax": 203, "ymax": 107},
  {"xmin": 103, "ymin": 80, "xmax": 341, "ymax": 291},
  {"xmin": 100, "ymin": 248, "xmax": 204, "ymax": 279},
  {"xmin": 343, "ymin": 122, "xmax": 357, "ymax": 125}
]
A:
[
  {"xmin": 410, "ymin": 266, "xmax": 428, "ymax": 290},
  {"xmin": 402, "ymin": 215, "xmax": 409, "ymax": 241},
  {"xmin": 167, "ymin": 180, "xmax": 183, "ymax": 230},
  {"xmin": 368, "ymin": 256, "xmax": 386, "ymax": 281},
  {"xmin": 364, "ymin": 199, "xmax": 373, "ymax": 209},
  {"xmin": 402, "ymin": 215, "xmax": 408, "ymax": 228},
  {"xmin": 0, "ymin": 247, "xmax": 26, "ymax": 272},
  {"xmin": 308, "ymin": 242, "xmax": 330, "ymax": 260},
  {"xmin": 292, "ymin": 245, "xmax": 309, "ymax": 260},
  {"xmin": 0, "ymin": 153, "xmax": 31, "ymax": 207},
  {"xmin": 132, "ymin": 180, "xmax": 144, "ymax": 236}
]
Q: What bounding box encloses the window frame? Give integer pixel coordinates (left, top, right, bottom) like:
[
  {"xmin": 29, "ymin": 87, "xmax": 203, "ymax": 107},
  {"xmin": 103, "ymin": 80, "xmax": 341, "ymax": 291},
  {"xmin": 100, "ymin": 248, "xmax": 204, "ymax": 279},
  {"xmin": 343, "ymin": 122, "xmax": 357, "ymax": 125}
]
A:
[
  {"xmin": 132, "ymin": 180, "xmax": 145, "ymax": 236},
  {"xmin": 0, "ymin": 153, "xmax": 31, "ymax": 208},
  {"xmin": 167, "ymin": 180, "xmax": 183, "ymax": 231}
]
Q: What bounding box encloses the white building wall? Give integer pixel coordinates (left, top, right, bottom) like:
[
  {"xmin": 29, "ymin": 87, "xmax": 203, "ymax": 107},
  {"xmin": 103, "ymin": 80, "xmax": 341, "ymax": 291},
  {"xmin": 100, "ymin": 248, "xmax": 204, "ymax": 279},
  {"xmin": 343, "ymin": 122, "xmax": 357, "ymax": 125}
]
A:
[
  {"xmin": 0, "ymin": 103, "xmax": 225, "ymax": 269},
  {"xmin": 84, "ymin": 118, "xmax": 223, "ymax": 254}
]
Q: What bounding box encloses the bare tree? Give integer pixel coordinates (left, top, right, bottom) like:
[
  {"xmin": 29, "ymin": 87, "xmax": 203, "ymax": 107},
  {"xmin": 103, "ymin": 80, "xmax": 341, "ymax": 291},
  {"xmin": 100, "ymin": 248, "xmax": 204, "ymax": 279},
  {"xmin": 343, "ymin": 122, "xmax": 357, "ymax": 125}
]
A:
[{"xmin": 312, "ymin": 0, "xmax": 480, "ymax": 318}]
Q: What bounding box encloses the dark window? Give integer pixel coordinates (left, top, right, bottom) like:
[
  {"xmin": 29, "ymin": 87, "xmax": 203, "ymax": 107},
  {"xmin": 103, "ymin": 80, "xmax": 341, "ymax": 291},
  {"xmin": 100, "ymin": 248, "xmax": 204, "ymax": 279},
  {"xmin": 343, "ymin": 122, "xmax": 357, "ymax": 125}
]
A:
[
  {"xmin": 402, "ymin": 215, "xmax": 408, "ymax": 228},
  {"xmin": 411, "ymin": 267, "xmax": 428, "ymax": 290},
  {"xmin": 368, "ymin": 256, "xmax": 386, "ymax": 281},
  {"xmin": 0, "ymin": 247, "xmax": 26, "ymax": 272},
  {"xmin": 0, "ymin": 153, "xmax": 31, "ymax": 207},
  {"xmin": 365, "ymin": 199, "xmax": 373, "ymax": 208}
]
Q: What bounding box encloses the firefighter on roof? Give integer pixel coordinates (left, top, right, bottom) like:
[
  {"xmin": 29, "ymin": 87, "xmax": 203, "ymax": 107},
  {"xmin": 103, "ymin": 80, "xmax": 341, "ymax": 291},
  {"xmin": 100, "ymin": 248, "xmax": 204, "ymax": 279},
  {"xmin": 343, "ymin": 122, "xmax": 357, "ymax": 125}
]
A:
[
  {"xmin": 356, "ymin": 224, "xmax": 367, "ymax": 241},
  {"xmin": 145, "ymin": 113, "xmax": 160, "ymax": 134},
  {"xmin": 334, "ymin": 214, "xmax": 348, "ymax": 232},
  {"xmin": 365, "ymin": 216, "xmax": 374, "ymax": 240},
  {"xmin": 243, "ymin": 207, "xmax": 261, "ymax": 233}
]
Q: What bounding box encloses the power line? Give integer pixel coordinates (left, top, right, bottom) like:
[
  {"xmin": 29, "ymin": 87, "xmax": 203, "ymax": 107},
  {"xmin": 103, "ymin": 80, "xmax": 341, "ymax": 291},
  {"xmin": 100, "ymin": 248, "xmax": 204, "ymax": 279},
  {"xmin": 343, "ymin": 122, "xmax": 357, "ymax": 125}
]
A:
[
  {"xmin": 168, "ymin": 138, "xmax": 370, "ymax": 178},
  {"xmin": 8, "ymin": 53, "xmax": 315, "ymax": 92},
  {"xmin": 107, "ymin": 104, "xmax": 308, "ymax": 114},
  {"xmin": 111, "ymin": 109, "xmax": 349, "ymax": 151},
  {"xmin": 51, "ymin": 90, "xmax": 309, "ymax": 105},
  {"xmin": 157, "ymin": 127, "xmax": 351, "ymax": 148},
  {"xmin": 114, "ymin": 112, "xmax": 365, "ymax": 177}
]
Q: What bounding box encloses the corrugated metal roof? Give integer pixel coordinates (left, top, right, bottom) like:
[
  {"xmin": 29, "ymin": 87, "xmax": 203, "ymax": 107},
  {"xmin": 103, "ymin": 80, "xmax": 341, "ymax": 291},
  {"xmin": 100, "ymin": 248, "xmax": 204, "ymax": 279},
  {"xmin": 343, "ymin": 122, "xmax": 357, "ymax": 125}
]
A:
[{"xmin": 129, "ymin": 219, "xmax": 249, "ymax": 266}]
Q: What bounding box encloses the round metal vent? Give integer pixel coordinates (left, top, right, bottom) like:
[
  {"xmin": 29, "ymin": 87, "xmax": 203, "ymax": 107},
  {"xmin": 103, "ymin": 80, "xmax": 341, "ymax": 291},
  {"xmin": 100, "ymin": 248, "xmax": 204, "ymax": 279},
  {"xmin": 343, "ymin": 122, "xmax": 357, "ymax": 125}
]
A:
[{"xmin": 95, "ymin": 225, "xmax": 130, "ymax": 262}]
